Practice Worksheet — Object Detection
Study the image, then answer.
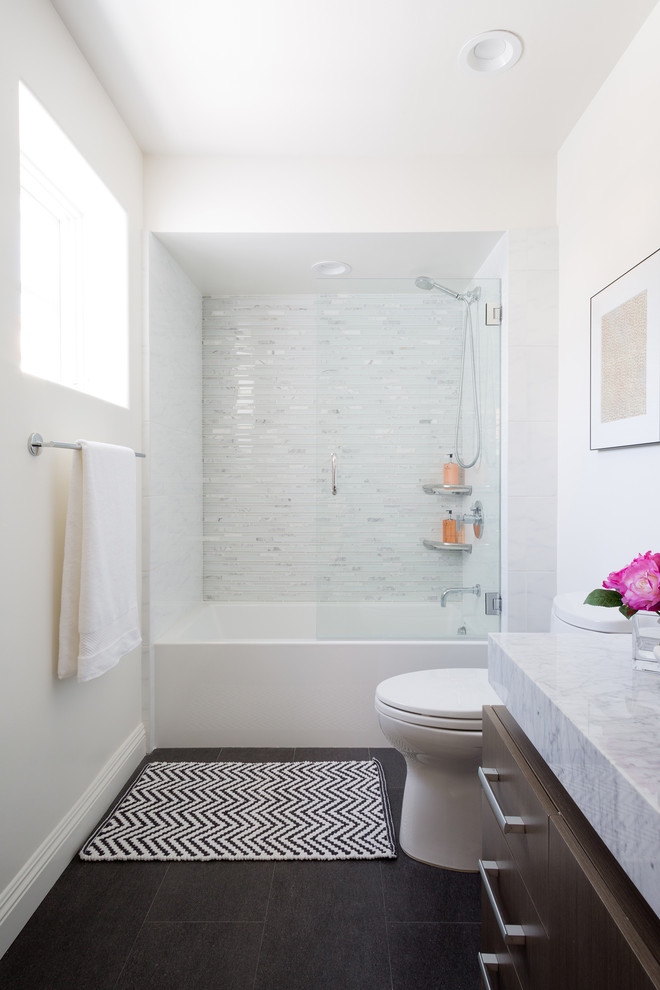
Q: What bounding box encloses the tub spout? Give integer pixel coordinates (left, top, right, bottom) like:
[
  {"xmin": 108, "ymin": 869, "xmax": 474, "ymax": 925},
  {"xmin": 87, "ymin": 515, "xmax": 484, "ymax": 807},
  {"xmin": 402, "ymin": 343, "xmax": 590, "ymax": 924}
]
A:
[{"xmin": 440, "ymin": 584, "xmax": 481, "ymax": 607}]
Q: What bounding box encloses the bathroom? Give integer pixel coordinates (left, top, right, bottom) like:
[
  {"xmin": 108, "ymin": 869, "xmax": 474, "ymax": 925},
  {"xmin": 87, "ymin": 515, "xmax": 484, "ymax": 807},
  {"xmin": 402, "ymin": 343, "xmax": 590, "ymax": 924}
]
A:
[
  {"xmin": 2, "ymin": 0, "xmax": 660, "ymax": 986},
  {"xmin": 147, "ymin": 230, "xmax": 510, "ymax": 750}
]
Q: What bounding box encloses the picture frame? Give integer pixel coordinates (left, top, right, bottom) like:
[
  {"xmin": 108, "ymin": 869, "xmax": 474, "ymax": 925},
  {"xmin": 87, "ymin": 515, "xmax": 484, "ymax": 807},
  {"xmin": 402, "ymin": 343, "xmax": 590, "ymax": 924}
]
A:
[{"xmin": 590, "ymin": 248, "xmax": 660, "ymax": 450}]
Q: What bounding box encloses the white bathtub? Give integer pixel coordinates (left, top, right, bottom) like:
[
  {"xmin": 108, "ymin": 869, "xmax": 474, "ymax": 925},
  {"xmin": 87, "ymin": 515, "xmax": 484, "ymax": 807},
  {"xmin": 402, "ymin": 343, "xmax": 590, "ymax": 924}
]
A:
[{"xmin": 154, "ymin": 604, "xmax": 488, "ymax": 748}]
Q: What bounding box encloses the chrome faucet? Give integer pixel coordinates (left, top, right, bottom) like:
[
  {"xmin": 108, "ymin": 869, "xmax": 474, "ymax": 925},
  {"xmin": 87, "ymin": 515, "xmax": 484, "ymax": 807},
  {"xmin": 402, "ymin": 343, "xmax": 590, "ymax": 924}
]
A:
[{"xmin": 440, "ymin": 584, "xmax": 481, "ymax": 607}]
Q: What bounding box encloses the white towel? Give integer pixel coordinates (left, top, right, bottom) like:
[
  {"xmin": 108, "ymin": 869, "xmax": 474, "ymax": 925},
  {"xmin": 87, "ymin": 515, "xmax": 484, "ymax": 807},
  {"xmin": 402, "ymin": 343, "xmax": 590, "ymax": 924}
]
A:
[{"xmin": 58, "ymin": 440, "xmax": 142, "ymax": 682}]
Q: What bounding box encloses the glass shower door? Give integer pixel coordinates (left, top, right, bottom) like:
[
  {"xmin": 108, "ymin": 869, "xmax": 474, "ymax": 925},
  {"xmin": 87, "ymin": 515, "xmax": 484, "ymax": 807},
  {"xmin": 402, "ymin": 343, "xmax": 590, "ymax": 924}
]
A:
[{"xmin": 315, "ymin": 276, "xmax": 501, "ymax": 641}]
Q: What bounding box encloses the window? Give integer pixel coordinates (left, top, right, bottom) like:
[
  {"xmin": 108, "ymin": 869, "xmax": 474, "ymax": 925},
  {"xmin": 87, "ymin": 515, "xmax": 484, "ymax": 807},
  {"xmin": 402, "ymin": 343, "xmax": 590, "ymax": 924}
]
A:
[{"xmin": 19, "ymin": 83, "xmax": 129, "ymax": 406}]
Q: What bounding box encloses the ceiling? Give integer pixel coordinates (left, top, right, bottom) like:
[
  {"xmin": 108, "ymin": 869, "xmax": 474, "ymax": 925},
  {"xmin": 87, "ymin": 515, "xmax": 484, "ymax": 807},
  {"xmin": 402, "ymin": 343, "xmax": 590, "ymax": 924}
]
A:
[
  {"xmin": 48, "ymin": 1, "xmax": 657, "ymax": 292},
  {"xmin": 50, "ymin": 0, "xmax": 658, "ymax": 158},
  {"xmin": 154, "ymin": 231, "xmax": 503, "ymax": 294}
]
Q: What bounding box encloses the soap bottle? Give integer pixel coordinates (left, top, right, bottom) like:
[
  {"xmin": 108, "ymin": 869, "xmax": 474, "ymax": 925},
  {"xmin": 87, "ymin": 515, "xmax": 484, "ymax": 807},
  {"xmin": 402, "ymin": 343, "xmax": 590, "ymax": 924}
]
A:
[
  {"xmin": 442, "ymin": 510, "xmax": 457, "ymax": 544},
  {"xmin": 443, "ymin": 453, "xmax": 460, "ymax": 486}
]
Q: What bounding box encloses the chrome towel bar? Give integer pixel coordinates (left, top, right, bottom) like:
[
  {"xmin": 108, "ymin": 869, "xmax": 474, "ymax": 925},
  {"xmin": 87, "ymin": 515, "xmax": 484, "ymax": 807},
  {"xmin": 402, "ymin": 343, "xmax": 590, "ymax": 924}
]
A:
[{"xmin": 28, "ymin": 432, "xmax": 146, "ymax": 458}]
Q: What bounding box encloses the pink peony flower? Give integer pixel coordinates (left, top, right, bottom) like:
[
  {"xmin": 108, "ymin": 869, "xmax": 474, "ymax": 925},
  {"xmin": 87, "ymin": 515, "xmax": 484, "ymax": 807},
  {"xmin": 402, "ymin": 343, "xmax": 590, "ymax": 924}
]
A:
[{"xmin": 603, "ymin": 551, "xmax": 660, "ymax": 612}]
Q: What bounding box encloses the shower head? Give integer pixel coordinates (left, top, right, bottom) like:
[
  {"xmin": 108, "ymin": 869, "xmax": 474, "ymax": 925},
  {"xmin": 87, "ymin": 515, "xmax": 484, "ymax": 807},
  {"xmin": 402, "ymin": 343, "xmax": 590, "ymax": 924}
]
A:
[{"xmin": 414, "ymin": 276, "xmax": 462, "ymax": 300}]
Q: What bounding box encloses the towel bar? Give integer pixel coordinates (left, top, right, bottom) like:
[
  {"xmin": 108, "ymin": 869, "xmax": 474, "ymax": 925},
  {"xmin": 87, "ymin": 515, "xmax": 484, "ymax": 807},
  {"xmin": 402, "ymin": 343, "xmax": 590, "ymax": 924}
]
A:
[{"xmin": 28, "ymin": 433, "xmax": 146, "ymax": 458}]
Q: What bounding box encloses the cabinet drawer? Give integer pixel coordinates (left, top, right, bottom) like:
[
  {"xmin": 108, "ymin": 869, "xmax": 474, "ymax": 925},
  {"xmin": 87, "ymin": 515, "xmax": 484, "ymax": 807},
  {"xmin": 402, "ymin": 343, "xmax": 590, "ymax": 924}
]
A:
[
  {"xmin": 481, "ymin": 707, "xmax": 556, "ymax": 927},
  {"xmin": 481, "ymin": 793, "xmax": 549, "ymax": 990},
  {"xmin": 481, "ymin": 884, "xmax": 525, "ymax": 990},
  {"xmin": 478, "ymin": 945, "xmax": 523, "ymax": 990},
  {"xmin": 549, "ymin": 814, "xmax": 660, "ymax": 990}
]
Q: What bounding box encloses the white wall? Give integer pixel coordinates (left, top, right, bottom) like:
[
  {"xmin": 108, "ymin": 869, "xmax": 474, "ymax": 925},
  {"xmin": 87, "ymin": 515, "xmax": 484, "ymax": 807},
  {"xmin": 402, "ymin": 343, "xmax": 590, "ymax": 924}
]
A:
[
  {"xmin": 506, "ymin": 229, "xmax": 559, "ymax": 629},
  {"xmin": 474, "ymin": 230, "xmax": 559, "ymax": 632},
  {"xmin": 0, "ymin": 0, "xmax": 144, "ymax": 957},
  {"xmin": 557, "ymin": 3, "xmax": 660, "ymax": 593},
  {"xmin": 144, "ymin": 154, "xmax": 556, "ymax": 233}
]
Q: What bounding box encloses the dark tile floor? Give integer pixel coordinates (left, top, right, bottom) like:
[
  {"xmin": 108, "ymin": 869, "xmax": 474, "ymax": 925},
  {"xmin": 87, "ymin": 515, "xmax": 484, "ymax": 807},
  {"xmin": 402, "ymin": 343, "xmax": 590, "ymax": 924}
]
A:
[{"xmin": 0, "ymin": 747, "xmax": 481, "ymax": 990}]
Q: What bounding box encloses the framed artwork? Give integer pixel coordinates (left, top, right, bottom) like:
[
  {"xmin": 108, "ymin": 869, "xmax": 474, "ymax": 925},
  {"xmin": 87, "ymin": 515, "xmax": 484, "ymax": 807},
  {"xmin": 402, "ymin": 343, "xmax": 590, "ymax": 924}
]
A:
[{"xmin": 590, "ymin": 248, "xmax": 660, "ymax": 450}]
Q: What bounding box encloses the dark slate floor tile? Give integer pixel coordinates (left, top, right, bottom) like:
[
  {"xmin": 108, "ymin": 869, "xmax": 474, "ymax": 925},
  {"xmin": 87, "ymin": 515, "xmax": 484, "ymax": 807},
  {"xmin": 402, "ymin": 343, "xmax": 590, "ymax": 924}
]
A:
[
  {"xmin": 114, "ymin": 922, "xmax": 262, "ymax": 990},
  {"xmin": 0, "ymin": 747, "xmax": 482, "ymax": 990},
  {"xmin": 388, "ymin": 922, "xmax": 481, "ymax": 990},
  {"xmin": 148, "ymin": 748, "xmax": 222, "ymax": 763},
  {"xmin": 266, "ymin": 859, "xmax": 386, "ymax": 929},
  {"xmin": 254, "ymin": 919, "xmax": 392, "ymax": 990},
  {"xmin": 146, "ymin": 860, "xmax": 274, "ymax": 923},
  {"xmin": 370, "ymin": 747, "xmax": 407, "ymax": 789},
  {"xmin": 381, "ymin": 855, "xmax": 481, "ymax": 924},
  {"xmin": 0, "ymin": 860, "xmax": 167, "ymax": 990},
  {"xmin": 218, "ymin": 747, "xmax": 295, "ymax": 762},
  {"xmin": 387, "ymin": 787, "xmax": 403, "ymax": 833},
  {"xmin": 293, "ymin": 747, "xmax": 370, "ymax": 762}
]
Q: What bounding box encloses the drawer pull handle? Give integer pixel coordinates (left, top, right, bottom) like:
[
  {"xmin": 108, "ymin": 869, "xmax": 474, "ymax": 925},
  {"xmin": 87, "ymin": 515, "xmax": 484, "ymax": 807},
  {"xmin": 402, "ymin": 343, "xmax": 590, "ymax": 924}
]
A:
[
  {"xmin": 478, "ymin": 952, "xmax": 499, "ymax": 989},
  {"xmin": 478, "ymin": 859, "xmax": 526, "ymax": 946},
  {"xmin": 478, "ymin": 766, "xmax": 526, "ymax": 834}
]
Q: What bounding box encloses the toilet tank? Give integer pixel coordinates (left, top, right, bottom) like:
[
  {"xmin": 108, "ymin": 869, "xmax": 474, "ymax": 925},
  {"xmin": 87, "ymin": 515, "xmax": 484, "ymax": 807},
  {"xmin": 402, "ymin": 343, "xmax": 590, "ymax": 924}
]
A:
[{"xmin": 551, "ymin": 592, "xmax": 632, "ymax": 634}]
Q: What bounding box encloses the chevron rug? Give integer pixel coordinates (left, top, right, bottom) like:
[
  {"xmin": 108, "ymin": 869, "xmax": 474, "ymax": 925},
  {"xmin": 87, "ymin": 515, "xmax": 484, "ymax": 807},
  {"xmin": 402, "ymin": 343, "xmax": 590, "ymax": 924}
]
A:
[{"xmin": 79, "ymin": 759, "xmax": 397, "ymax": 861}]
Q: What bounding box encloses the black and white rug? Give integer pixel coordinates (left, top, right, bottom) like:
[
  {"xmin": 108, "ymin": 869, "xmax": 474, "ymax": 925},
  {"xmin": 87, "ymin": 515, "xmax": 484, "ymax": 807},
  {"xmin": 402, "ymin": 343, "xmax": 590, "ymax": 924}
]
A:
[{"xmin": 79, "ymin": 759, "xmax": 397, "ymax": 862}]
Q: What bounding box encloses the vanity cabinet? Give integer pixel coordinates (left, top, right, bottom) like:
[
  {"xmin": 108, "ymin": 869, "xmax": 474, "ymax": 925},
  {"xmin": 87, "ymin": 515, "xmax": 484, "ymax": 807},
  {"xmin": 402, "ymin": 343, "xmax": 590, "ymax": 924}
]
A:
[{"xmin": 479, "ymin": 705, "xmax": 660, "ymax": 990}]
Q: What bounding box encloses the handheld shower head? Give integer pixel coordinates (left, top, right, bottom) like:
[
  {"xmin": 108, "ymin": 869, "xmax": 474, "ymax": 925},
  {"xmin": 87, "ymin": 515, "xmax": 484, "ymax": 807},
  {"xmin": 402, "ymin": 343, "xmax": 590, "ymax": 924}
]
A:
[
  {"xmin": 414, "ymin": 276, "xmax": 462, "ymax": 300},
  {"xmin": 415, "ymin": 274, "xmax": 483, "ymax": 470}
]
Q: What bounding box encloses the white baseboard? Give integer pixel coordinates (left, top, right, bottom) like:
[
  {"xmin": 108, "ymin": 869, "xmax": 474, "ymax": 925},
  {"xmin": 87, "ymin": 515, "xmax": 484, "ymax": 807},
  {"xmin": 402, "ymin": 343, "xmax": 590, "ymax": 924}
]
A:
[{"xmin": 0, "ymin": 723, "xmax": 146, "ymax": 959}]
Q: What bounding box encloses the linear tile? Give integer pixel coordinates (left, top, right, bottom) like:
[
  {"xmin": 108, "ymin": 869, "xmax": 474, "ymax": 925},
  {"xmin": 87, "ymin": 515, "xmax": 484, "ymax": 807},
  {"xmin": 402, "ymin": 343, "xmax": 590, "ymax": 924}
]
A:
[
  {"xmin": 0, "ymin": 860, "xmax": 168, "ymax": 990},
  {"xmin": 146, "ymin": 860, "xmax": 274, "ymax": 923},
  {"xmin": 114, "ymin": 922, "xmax": 262, "ymax": 990},
  {"xmin": 202, "ymin": 293, "xmax": 479, "ymax": 603},
  {"xmin": 147, "ymin": 748, "xmax": 222, "ymax": 763},
  {"xmin": 292, "ymin": 747, "xmax": 370, "ymax": 762},
  {"xmin": 0, "ymin": 746, "xmax": 483, "ymax": 990},
  {"xmin": 218, "ymin": 747, "xmax": 295, "ymax": 763},
  {"xmin": 254, "ymin": 919, "xmax": 392, "ymax": 990},
  {"xmin": 388, "ymin": 922, "xmax": 481, "ymax": 990},
  {"xmin": 381, "ymin": 855, "xmax": 481, "ymax": 924},
  {"xmin": 265, "ymin": 859, "xmax": 387, "ymax": 929}
]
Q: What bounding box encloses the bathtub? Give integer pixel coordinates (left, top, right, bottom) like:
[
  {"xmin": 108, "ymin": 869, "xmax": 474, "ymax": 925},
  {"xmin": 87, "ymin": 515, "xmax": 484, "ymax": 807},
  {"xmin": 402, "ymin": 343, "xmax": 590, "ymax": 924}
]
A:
[{"xmin": 154, "ymin": 603, "xmax": 488, "ymax": 748}]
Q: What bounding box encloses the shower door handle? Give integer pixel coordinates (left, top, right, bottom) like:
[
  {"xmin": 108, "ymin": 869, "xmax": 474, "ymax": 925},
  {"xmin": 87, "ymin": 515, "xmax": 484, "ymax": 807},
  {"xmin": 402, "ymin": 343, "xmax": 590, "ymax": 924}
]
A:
[{"xmin": 331, "ymin": 452, "xmax": 337, "ymax": 495}]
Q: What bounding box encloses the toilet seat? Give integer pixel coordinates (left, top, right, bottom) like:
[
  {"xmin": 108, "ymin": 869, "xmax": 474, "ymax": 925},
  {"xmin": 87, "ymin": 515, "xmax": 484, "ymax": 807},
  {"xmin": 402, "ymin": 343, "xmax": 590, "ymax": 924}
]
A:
[
  {"xmin": 375, "ymin": 696, "xmax": 482, "ymax": 731},
  {"xmin": 375, "ymin": 667, "xmax": 500, "ymax": 731}
]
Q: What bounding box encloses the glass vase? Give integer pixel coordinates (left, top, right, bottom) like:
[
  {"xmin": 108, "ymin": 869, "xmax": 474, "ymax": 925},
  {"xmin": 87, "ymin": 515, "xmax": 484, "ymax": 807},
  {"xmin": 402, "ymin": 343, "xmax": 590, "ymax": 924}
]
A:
[{"xmin": 632, "ymin": 611, "xmax": 660, "ymax": 672}]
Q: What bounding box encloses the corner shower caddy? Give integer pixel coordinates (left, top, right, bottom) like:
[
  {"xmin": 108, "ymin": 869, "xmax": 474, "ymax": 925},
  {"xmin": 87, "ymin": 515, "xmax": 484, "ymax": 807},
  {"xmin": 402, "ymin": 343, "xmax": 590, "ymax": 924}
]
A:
[
  {"xmin": 422, "ymin": 483, "xmax": 472, "ymax": 496},
  {"xmin": 422, "ymin": 483, "xmax": 483, "ymax": 553}
]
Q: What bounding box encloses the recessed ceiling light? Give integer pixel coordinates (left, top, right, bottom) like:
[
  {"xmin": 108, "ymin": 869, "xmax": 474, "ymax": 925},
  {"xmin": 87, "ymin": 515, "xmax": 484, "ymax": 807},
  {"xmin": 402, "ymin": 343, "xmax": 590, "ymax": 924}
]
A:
[
  {"xmin": 311, "ymin": 261, "xmax": 352, "ymax": 276},
  {"xmin": 459, "ymin": 30, "xmax": 523, "ymax": 74}
]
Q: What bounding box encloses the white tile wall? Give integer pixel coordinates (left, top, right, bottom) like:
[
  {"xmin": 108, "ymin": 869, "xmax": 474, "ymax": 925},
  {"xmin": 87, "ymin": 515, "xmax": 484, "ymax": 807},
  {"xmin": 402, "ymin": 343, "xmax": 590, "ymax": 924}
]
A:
[
  {"xmin": 506, "ymin": 228, "xmax": 559, "ymax": 631},
  {"xmin": 144, "ymin": 232, "xmax": 556, "ymax": 635},
  {"xmin": 202, "ymin": 292, "xmax": 500, "ymax": 607}
]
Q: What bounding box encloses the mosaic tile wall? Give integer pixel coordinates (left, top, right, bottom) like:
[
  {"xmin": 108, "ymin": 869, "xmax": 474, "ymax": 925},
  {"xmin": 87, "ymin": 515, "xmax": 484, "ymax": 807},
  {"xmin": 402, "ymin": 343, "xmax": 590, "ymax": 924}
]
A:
[{"xmin": 202, "ymin": 293, "xmax": 487, "ymax": 602}]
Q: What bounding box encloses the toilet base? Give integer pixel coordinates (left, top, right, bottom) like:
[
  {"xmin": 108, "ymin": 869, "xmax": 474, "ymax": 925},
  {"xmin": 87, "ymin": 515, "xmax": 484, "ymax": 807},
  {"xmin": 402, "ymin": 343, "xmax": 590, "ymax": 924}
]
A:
[{"xmin": 397, "ymin": 740, "xmax": 483, "ymax": 872}]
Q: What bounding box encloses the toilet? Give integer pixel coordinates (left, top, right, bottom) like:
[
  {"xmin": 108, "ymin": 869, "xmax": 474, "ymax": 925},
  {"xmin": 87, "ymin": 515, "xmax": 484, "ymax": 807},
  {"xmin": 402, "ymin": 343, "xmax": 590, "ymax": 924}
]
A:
[
  {"xmin": 375, "ymin": 667, "xmax": 501, "ymax": 872},
  {"xmin": 551, "ymin": 592, "xmax": 632, "ymax": 635}
]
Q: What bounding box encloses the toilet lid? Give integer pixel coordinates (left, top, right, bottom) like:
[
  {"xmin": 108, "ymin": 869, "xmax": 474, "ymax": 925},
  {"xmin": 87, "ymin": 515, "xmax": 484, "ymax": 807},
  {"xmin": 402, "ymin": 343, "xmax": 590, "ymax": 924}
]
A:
[
  {"xmin": 375, "ymin": 668, "xmax": 500, "ymax": 719},
  {"xmin": 552, "ymin": 592, "xmax": 631, "ymax": 633}
]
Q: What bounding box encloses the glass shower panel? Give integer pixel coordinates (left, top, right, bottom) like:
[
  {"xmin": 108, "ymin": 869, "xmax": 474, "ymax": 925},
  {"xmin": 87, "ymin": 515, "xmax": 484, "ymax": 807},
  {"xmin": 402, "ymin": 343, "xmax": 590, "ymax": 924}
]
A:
[{"xmin": 315, "ymin": 277, "xmax": 501, "ymax": 641}]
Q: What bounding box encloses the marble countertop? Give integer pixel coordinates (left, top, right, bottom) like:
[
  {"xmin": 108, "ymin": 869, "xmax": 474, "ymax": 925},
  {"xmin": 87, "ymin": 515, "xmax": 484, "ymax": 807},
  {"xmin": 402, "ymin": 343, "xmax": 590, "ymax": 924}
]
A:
[{"xmin": 488, "ymin": 632, "xmax": 660, "ymax": 920}]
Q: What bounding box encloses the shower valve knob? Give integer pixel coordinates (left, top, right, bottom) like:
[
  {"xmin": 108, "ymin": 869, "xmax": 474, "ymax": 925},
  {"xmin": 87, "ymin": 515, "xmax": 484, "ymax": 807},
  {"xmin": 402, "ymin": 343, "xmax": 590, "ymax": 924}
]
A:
[{"xmin": 460, "ymin": 501, "xmax": 484, "ymax": 539}]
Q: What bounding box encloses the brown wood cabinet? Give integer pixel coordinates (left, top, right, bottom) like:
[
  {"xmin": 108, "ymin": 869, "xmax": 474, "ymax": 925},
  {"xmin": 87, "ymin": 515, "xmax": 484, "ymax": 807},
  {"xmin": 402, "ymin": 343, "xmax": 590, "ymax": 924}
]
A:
[{"xmin": 479, "ymin": 705, "xmax": 660, "ymax": 990}]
